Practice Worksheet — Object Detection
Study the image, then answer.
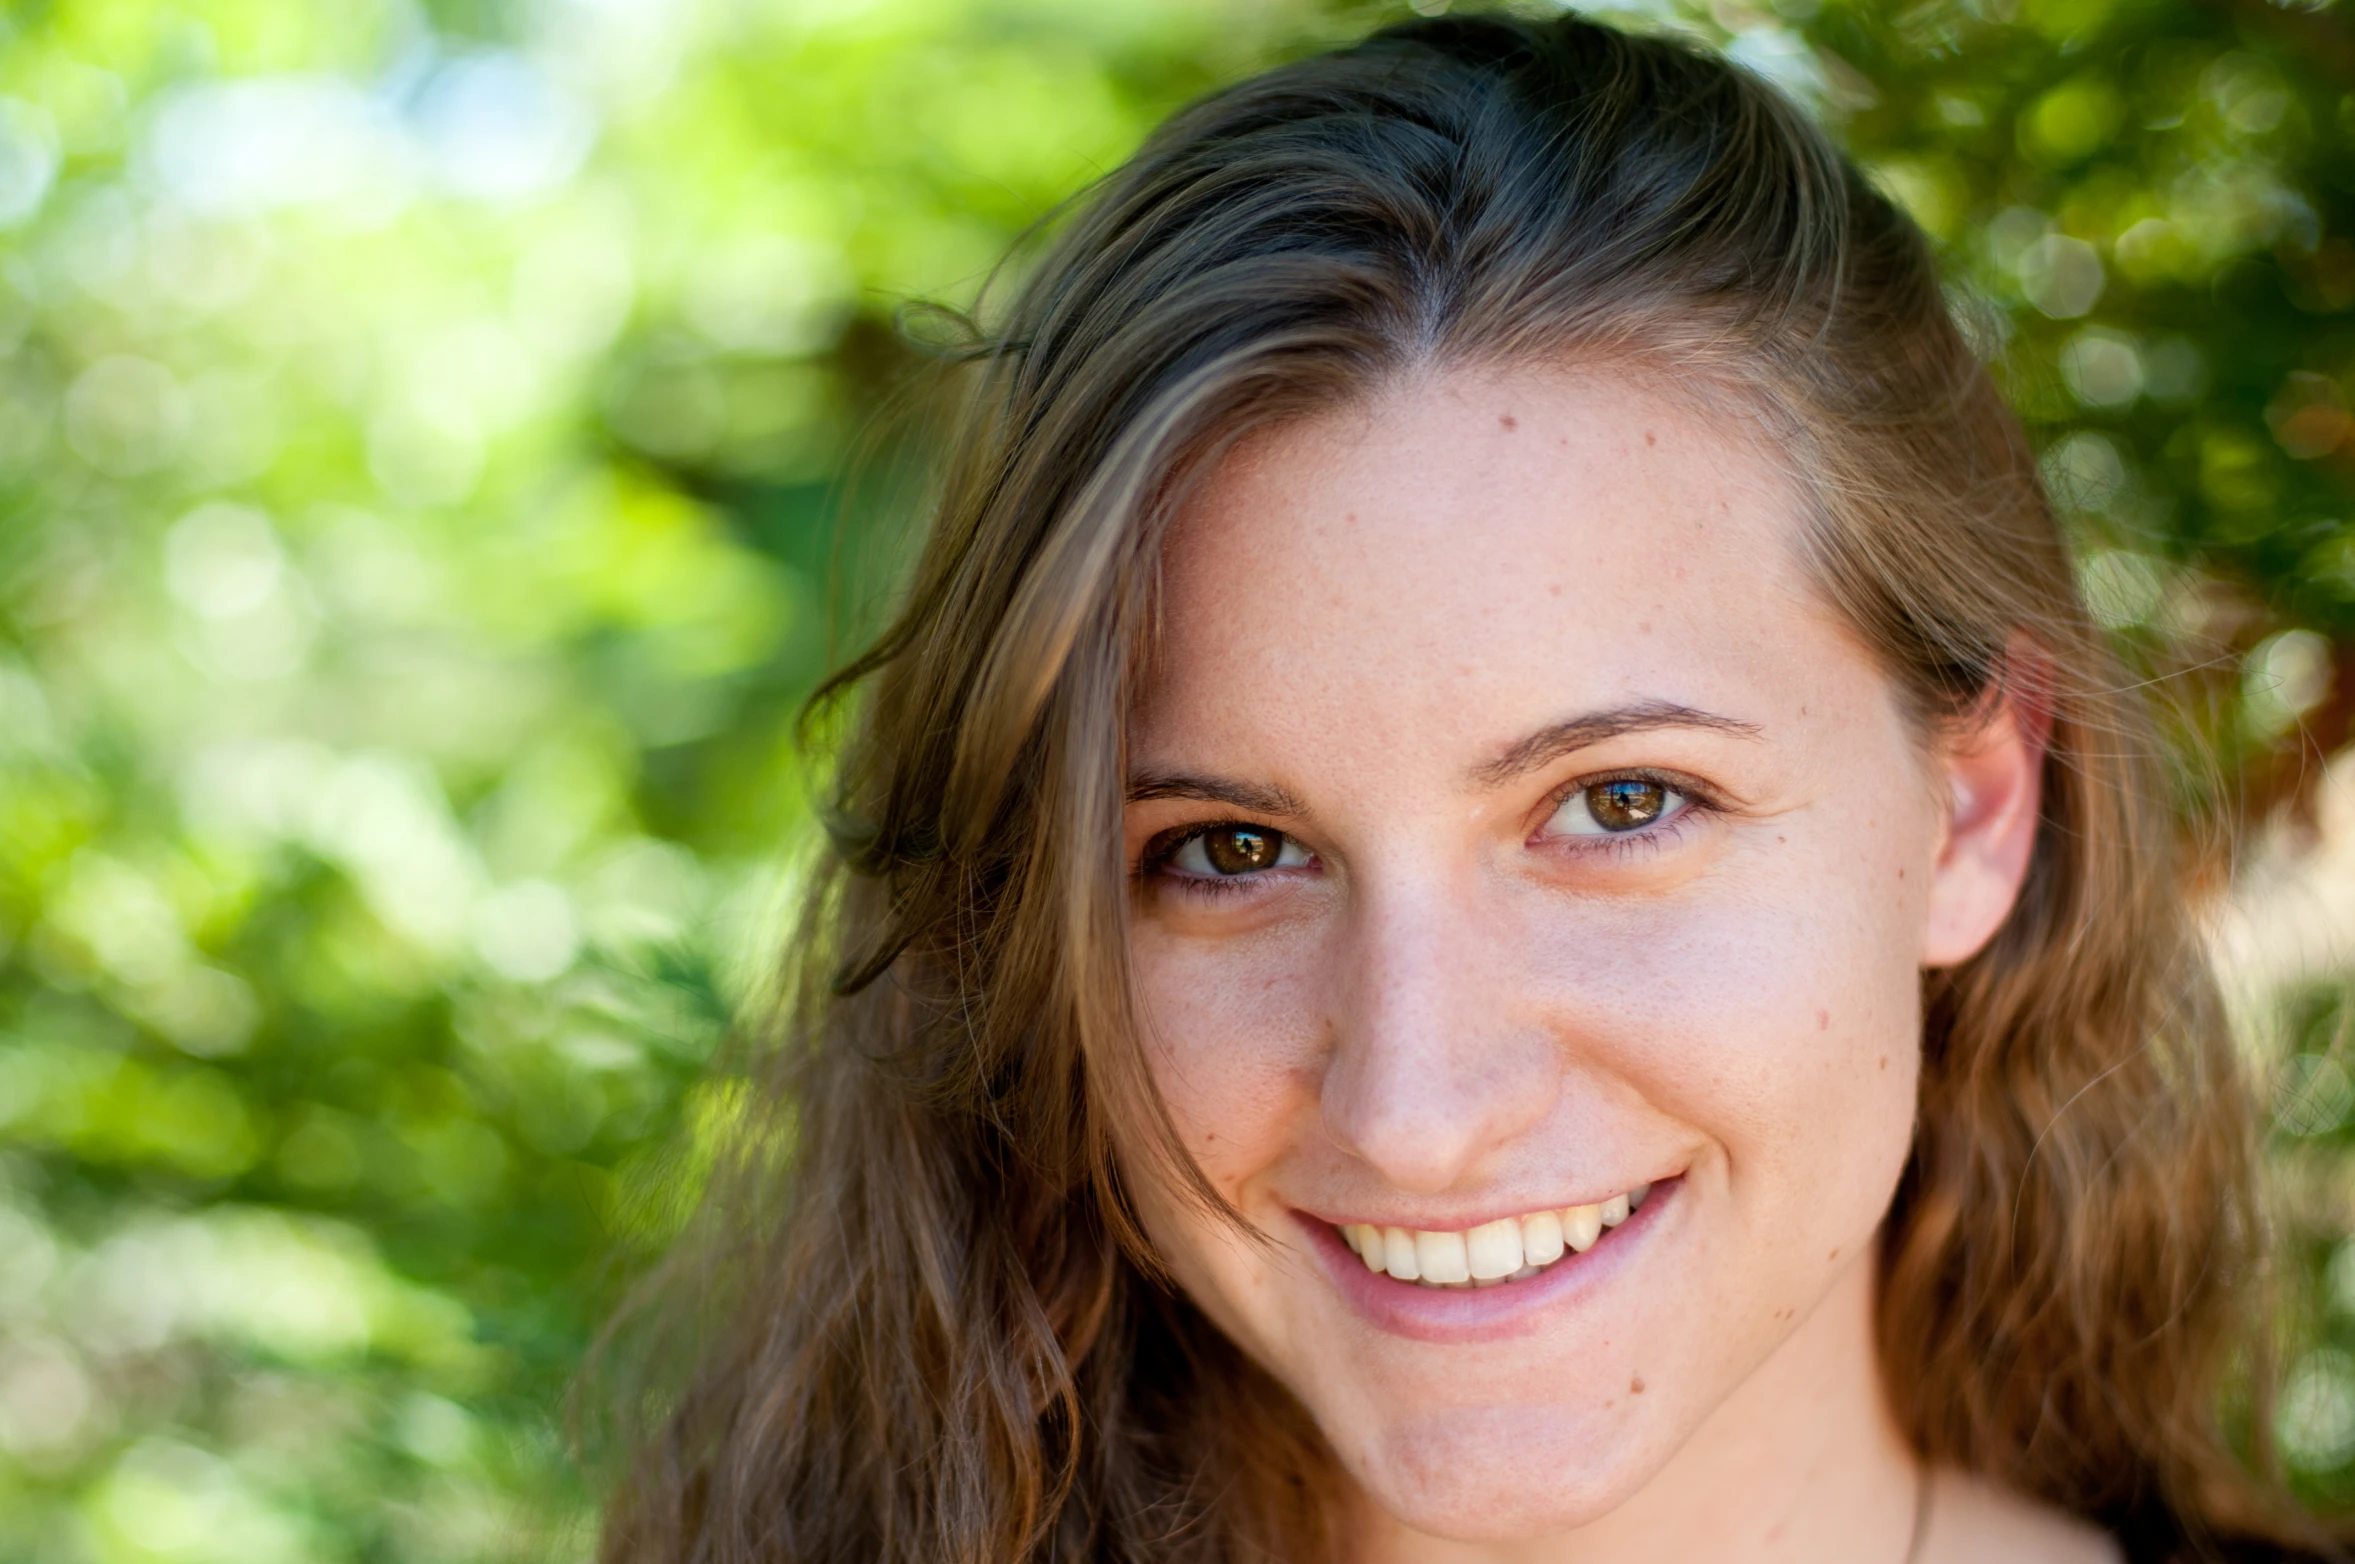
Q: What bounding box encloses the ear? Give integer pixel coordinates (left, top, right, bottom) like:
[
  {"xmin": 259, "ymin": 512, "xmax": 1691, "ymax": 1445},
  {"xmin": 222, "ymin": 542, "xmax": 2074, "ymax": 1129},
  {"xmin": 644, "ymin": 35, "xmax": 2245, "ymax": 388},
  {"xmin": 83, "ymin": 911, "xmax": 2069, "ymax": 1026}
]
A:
[{"xmin": 1921, "ymin": 655, "xmax": 2052, "ymax": 969}]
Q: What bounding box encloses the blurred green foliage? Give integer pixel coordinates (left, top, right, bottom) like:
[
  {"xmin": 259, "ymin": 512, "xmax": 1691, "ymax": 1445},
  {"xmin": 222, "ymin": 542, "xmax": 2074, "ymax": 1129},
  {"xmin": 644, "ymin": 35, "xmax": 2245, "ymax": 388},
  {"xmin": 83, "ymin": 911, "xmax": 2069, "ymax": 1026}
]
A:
[{"xmin": 0, "ymin": 0, "xmax": 2353, "ymax": 1558}]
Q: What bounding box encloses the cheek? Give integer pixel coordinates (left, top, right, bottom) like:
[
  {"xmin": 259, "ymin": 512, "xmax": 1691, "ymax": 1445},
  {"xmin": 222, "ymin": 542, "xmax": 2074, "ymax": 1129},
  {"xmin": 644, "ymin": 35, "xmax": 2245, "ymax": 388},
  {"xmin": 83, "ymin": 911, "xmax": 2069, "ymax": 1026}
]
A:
[
  {"xmin": 1523, "ymin": 821, "xmax": 1930, "ymax": 1211},
  {"xmin": 1132, "ymin": 922, "xmax": 1329, "ymax": 1193}
]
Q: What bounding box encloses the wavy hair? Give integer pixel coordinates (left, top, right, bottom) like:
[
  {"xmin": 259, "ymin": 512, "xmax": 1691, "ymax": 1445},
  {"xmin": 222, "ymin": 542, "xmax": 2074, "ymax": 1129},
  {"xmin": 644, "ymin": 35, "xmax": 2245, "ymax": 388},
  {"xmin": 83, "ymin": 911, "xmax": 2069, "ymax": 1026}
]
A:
[{"xmin": 599, "ymin": 14, "xmax": 2322, "ymax": 1562}]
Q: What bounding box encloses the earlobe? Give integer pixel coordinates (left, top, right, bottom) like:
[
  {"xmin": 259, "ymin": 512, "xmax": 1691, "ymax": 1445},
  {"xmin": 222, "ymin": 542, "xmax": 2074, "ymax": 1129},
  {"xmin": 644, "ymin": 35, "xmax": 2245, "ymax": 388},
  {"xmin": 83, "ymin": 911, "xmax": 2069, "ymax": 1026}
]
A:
[{"xmin": 1920, "ymin": 663, "xmax": 2050, "ymax": 969}]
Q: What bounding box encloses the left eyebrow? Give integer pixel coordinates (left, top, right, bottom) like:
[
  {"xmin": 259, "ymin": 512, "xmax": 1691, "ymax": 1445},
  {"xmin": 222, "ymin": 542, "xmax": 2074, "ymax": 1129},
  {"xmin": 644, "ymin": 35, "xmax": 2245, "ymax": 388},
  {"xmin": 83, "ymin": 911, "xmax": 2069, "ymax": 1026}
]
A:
[{"xmin": 1468, "ymin": 701, "xmax": 1762, "ymax": 790}]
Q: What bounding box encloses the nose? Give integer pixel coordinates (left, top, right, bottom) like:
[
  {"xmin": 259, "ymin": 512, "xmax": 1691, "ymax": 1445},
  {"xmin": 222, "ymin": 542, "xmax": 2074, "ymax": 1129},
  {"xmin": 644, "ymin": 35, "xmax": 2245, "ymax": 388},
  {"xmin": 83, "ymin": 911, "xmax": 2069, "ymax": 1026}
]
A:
[{"xmin": 1317, "ymin": 870, "xmax": 1560, "ymax": 1194}]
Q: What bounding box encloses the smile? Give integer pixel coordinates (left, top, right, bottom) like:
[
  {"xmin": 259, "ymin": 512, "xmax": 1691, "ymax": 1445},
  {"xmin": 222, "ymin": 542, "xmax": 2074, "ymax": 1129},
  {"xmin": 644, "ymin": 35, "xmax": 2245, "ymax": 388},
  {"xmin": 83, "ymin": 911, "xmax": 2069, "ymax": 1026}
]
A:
[{"xmin": 1336, "ymin": 1185, "xmax": 1653, "ymax": 1289}]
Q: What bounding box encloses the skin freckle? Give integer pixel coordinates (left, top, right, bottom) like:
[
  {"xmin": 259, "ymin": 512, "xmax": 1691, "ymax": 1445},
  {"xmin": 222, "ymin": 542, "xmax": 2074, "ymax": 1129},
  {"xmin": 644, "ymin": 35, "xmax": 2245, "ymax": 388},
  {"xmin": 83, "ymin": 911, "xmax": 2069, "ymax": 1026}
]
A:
[
  {"xmin": 1501, "ymin": 413, "xmax": 1518, "ymax": 430},
  {"xmin": 1125, "ymin": 365, "xmax": 1997, "ymax": 1556},
  {"xmin": 1643, "ymin": 430, "xmax": 1655, "ymax": 446},
  {"xmin": 1879, "ymin": 1056, "xmax": 1889, "ymax": 1070}
]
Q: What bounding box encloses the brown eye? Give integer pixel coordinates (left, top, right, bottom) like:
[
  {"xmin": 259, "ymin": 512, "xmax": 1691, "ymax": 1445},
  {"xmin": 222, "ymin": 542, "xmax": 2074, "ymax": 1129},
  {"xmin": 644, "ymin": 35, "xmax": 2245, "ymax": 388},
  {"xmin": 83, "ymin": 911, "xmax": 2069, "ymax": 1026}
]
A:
[
  {"xmin": 1543, "ymin": 776, "xmax": 1688, "ymax": 839},
  {"xmin": 1586, "ymin": 779, "xmax": 1667, "ymax": 831},
  {"xmin": 1166, "ymin": 823, "xmax": 1311, "ymax": 878},
  {"xmin": 1203, "ymin": 825, "xmax": 1281, "ymax": 873}
]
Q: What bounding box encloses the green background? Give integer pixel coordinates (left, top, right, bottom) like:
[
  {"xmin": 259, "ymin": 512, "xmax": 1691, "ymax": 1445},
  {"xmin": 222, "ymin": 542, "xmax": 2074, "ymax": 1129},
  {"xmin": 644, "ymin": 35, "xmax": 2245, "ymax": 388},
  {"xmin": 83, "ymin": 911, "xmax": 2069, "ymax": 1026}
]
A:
[{"xmin": 2, "ymin": 0, "xmax": 2354, "ymax": 1557}]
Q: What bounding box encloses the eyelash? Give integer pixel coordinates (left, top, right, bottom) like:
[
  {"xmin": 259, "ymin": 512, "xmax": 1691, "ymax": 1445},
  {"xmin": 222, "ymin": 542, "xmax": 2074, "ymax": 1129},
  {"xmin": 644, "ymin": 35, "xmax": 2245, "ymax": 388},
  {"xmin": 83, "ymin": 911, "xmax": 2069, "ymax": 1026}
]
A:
[
  {"xmin": 1533, "ymin": 768, "xmax": 1719, "ymax": 862},
  {"xmin": 1137, "ymin": 824, "xmax": 1308, "ymax": 899},
  {"xmin": 1137, "ymin": 769, "xmax": 1720, "ymax": 898}
]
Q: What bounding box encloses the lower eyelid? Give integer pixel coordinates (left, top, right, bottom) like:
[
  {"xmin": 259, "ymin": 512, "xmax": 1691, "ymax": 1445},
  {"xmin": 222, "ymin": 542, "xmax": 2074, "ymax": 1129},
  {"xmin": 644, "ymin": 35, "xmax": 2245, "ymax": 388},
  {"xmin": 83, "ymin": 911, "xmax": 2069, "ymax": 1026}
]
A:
[
  {"xmin": 1150, "ymin": 867, "xmax": 1308, "ymax": 903},
  {"xmin": 1159, "ymin": 854, "xmax": 1315, "ymax": 880},
  {"xmin": 1542, "ymin": 797, "xmax": 1705, "ymax": 853}
]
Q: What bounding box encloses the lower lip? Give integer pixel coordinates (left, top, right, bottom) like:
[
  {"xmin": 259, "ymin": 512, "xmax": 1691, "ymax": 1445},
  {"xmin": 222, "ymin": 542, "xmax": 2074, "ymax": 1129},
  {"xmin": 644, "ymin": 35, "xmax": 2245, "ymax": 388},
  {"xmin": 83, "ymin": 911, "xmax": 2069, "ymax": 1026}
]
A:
[{"xmin": 1300, "ymin": 1179, "xmax": 1680, "ymax": 1345}]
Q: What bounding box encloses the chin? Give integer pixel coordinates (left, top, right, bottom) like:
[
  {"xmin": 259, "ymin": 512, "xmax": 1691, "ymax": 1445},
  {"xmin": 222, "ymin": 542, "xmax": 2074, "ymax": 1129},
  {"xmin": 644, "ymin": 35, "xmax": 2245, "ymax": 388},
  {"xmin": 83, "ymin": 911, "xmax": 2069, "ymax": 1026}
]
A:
[{"xmin": 1344, "ymin": 1403, "xmax": 1661, "ymax": 1543}]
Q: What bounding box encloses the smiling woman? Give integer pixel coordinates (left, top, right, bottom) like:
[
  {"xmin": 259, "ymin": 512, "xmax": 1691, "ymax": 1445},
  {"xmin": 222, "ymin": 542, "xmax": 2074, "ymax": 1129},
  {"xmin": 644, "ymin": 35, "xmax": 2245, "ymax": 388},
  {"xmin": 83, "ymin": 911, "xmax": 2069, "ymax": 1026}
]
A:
[
  {"xmin": 601, "ymin": 13, "xmax": 2332, "ymax": 1564},
  {"xmin": 1117, "ymin": 364, "xmax": 2071, "ymax": 1558}
]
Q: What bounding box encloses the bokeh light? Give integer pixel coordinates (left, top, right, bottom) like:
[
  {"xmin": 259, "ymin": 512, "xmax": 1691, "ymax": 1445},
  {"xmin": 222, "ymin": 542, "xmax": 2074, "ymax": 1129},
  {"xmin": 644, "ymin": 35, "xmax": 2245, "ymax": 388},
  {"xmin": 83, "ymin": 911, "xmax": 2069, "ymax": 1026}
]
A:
[{"xmin": 0, "ymin": 0, "xmax": 2352, "ymax": 1557}]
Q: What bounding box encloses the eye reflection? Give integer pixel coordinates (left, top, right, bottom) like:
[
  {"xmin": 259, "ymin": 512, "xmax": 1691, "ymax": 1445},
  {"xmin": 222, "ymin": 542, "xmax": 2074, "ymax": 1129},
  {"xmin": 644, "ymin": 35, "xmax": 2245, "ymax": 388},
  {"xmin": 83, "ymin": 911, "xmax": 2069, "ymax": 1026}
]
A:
[
  {"xmin": 1547, "ymin": 777, "xmax": 1686, "ymax": 837},
  {"xmin": 1169, "ymin": 824, "xmax": 1312, "ymax": 877}
]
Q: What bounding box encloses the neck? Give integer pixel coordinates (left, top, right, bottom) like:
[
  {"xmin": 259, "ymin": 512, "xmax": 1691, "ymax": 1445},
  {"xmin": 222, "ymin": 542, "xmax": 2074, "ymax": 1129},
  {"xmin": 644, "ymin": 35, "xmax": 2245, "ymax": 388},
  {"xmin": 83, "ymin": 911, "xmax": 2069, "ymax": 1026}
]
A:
[{"xmin": 1355, "ymin": 1256, "xmax": 1920, "ymax": 1564}]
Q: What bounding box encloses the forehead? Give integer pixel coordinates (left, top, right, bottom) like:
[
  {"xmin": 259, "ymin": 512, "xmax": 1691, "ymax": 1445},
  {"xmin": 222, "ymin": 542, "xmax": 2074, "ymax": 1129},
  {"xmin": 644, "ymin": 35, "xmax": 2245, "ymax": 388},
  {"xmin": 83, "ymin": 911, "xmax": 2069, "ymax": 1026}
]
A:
[{"xmin": 1139, "ymin": 364, "xmax": 1864, "ymax": 767}]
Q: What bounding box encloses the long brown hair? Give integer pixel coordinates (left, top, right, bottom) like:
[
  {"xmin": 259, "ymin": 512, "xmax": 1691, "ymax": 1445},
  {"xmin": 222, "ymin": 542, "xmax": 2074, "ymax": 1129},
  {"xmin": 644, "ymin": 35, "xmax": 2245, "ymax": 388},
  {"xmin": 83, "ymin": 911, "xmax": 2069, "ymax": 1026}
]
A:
[{"xmin": 599, "ymin": 14, "xmax": 2321, "ymax": 1561}]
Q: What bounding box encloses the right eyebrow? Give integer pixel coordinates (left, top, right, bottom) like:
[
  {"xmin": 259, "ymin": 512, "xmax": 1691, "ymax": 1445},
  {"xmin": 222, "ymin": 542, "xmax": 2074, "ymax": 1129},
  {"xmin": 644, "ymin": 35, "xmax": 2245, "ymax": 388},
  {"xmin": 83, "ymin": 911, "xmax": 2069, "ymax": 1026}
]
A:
[{"xmin": 1125, "ymin": 771, "xmax": 1308, "ymax": 817}]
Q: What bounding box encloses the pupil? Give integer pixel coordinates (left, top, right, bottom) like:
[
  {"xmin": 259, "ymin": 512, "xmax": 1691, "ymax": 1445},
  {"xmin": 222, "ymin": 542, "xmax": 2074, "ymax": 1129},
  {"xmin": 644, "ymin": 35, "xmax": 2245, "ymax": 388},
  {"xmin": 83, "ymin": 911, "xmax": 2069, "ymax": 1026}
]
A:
[
  {"xmin": 1588, "ymin": 780, "xmax": 1665, "ymax": 831},
  {"xmin": 1203, "ymin": 826, "xmax": 1280, "ymax": 874}
]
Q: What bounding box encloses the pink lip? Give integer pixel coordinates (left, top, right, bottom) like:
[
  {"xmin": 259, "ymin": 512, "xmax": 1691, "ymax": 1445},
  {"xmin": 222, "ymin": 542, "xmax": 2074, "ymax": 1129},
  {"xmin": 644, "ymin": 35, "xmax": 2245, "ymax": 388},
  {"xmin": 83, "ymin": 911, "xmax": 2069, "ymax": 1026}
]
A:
[{"xmin": 1298, "ymin": 1177, "xmax": 1680, "ymax": 1345}]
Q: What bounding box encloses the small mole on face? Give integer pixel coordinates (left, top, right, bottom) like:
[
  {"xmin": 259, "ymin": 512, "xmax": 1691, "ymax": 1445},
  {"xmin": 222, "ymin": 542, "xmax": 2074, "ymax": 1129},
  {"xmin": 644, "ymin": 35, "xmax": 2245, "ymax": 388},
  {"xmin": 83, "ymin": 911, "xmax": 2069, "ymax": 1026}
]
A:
[
  {"xmin": 1828, "ymin": 1247, "xmax": 1841, "ymax": 1262},
  {"xmin": 1897, "ymin": 867, "xmax": 1906, "ymax": 881},
  {"xmin": 1500, "ymin": 413, "xmax": 1518, "ymax": 431},
  {"xmin": 1643, "ymin": 431, "xmax": 1655, "ymax": 446},
  {"xmin": 1879, "ymin": 1055, "xmax": 1889, "ymax": 1070},
  {"xmin": 1816, "ymin": 1009, "xmax": 1829, "ymax": 1031},
  {"xmin": 1630, "ymin": 1376, "xmax": 1645, "ymax": 1394}
]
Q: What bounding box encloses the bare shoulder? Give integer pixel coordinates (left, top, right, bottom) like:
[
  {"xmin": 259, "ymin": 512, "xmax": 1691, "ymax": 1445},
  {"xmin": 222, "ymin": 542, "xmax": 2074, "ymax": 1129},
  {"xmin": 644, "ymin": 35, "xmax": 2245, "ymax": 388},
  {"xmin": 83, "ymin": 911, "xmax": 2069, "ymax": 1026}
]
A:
[{"xmin": 1921, "ymin": 1470, "xmax": 2121, "ymax": 1564}]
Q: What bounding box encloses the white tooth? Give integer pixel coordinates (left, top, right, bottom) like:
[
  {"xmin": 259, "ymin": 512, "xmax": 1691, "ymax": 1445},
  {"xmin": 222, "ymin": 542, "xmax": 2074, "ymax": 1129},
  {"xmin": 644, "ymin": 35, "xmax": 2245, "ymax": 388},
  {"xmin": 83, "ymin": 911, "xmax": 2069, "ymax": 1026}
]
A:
[
  {"xmin": 1352, "ymin": 1225, "xmax": 1384, "ymax": 1270},
  {"xmin": 1415, "ymin": 1228, "xmax": 1471, "ymax": 1284},
  {"xmin": 1382, "ymin": 1227, "xmax": 1421, "ymax": 1281},
  {"xmin": 1473, "ymin": 1274, "xmax": 1506, "ymax": 1288},
  {"xmin": 1630, "ymin": 1182, "xmax": 1653, "ymax": 1211},
  {"xmin": 1519, "ymin": 1209, "xmax": 1565, "ymax": 1266},
  {"xmin": 1509, "ymin": 1264, "xmax": 1540, "ymax": 1280},
  {"xmin": 1600, "ymin": 1192, "xmax": 1631, "ymax": 1227},
  {"xmin": 1563, "ymin": 1204, "xmax": 1603, "ymax": 1252},
  {"xmin": 1465, "ymin": 1218, "xmax": 1524, "ymax": 1280}
]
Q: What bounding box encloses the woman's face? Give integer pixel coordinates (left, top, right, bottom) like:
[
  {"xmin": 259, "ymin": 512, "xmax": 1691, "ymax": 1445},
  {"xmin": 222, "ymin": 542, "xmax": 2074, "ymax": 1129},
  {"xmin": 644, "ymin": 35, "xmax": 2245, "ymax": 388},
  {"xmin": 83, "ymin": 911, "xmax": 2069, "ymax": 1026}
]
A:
[{"xmin": 1119, "ymin": 365, "xmax": 2039, "ymax": 1544}]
